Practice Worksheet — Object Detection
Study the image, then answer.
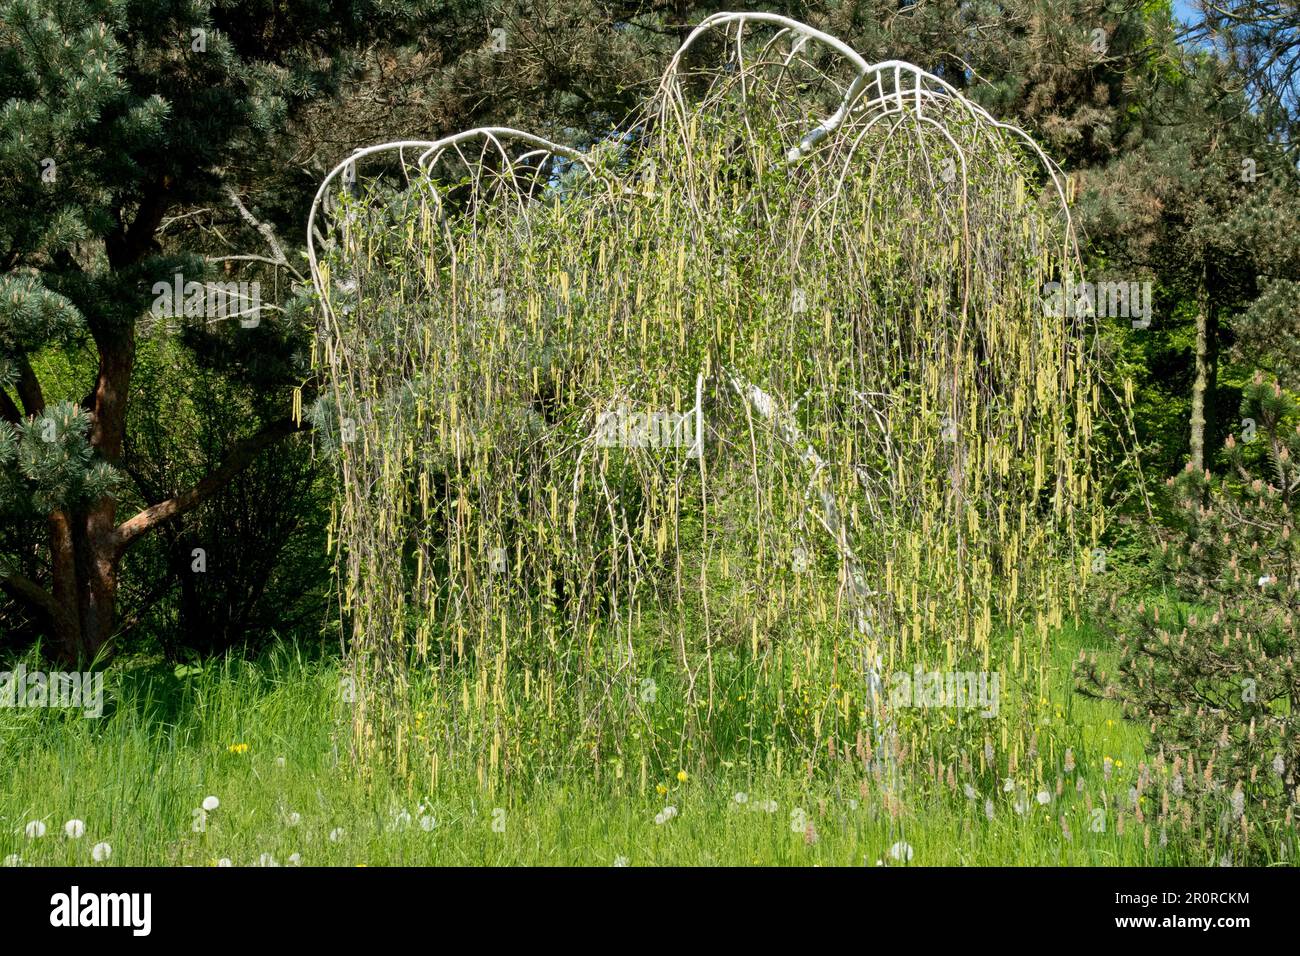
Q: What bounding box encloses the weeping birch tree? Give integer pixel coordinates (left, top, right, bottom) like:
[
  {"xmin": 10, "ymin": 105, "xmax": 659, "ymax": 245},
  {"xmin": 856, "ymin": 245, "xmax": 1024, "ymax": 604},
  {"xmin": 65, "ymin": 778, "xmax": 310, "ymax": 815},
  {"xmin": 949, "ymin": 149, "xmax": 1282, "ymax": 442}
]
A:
[{"xmin": 307, "ymin": 13, "xmax": 1120, "ymax": 783}]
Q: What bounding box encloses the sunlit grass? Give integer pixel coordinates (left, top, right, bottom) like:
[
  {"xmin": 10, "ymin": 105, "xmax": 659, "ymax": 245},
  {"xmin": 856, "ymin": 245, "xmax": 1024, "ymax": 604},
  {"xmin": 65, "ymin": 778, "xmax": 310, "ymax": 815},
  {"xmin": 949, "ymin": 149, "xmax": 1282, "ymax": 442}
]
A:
[{"xmin": 1, "ymin": 621, "xmax": 1219, "ymax": 867}]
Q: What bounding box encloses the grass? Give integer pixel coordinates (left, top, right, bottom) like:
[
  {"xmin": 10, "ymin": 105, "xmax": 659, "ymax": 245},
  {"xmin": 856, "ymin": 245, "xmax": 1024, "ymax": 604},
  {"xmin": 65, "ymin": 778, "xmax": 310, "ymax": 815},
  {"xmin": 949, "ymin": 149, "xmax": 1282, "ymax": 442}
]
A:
[{"xmin": 0, "ymin": 619, "xmax": 1210, "ymax": 867}]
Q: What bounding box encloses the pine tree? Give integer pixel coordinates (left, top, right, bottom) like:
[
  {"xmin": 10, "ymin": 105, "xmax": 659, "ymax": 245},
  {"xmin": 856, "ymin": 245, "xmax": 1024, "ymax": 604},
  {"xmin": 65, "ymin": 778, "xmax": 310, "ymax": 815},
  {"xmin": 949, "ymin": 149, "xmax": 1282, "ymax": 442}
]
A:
[
  {"xmin": 1078, "ymin": 373, "xmax": 1300, "ymax": 860},
  {"xmin": 0, "ymin": 0, "xmax": 420, "ymax": 661},
  {"xmin": 1078, "ymin": 53, "xmax": 1300, "ymax": 477}
]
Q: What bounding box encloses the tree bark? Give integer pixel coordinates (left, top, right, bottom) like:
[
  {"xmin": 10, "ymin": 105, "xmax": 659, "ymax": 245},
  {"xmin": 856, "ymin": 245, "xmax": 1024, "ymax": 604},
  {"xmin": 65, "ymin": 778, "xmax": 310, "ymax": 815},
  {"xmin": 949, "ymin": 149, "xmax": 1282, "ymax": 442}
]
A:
[{"xmin": 1189, "ymin": 268, "xmax": 1215, "ymax": 473}]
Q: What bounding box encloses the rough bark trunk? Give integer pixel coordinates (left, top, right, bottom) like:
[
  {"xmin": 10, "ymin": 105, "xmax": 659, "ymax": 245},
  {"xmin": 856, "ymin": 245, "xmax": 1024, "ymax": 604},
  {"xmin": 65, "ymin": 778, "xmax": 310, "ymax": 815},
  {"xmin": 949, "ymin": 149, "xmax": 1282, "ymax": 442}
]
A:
[{"xmin": 1189, "ymin": 269, "xmax": 1215, "ymax": 473}]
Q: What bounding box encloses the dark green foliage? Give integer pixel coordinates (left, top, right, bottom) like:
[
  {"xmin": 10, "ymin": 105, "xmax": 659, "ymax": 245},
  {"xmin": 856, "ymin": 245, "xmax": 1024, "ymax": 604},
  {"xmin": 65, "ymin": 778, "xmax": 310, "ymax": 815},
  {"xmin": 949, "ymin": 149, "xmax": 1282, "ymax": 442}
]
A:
[{"xmin": 0, "ymin": 0, "xmax": 426, "ymax": 659}]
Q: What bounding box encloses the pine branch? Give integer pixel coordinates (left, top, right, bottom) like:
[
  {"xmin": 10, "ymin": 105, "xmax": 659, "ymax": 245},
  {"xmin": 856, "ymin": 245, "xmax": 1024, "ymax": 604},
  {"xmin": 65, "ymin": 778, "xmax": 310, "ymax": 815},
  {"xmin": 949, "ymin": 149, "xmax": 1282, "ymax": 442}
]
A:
[
  {"xmin": 112, "ymin": 418, "xmax": 310, "ymax": 555},
  {"xmin": 16, "ymin": 357, "xmax": 44, "ymax": 415},
  {"xmin": 0, "ymin": 567, "xmax": 58, "ymax": 622},
  {"xmin": 0, "ymin": 388, "xmax": 21, "ymax": 425}
]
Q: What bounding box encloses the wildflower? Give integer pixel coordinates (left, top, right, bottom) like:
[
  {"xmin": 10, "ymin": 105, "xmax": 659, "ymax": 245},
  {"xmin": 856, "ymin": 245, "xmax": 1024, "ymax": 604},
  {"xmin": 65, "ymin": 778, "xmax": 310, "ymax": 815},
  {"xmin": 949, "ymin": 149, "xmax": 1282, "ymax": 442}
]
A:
[
  {"xmin": 24, "ymin": 820, "xmax": 46, "ymax": 840},
  {"xmin": 419, "ymin": 814, "xmax": 437, "ymax": 832},
  {"xmin": 288, "ymin": 853, "xmax": 302, "ymax": 866},
  {"xmin": 91, "ymin": 842, "xmax": 111, "ymax": 863},
  {"xmin": 733, "ymin": 792, "xmax": 748, "ymax": 805},
  {"xmin": 284, "ymin": 811, "xmax": 302, "ymax": 827},
  {"xmin": 655, "ymin": 783, "xmax": 668, "ymax": 797},
  {"xmin": 984, "ymin": 799, "xmax": 994, "ymax": 820},
  {"xmin": 329, "ymin": 828, "xmax": 346, "ymax": 842},
  {"xmin": 1002, "ymin": 778, "xmax": 1014, "ymax": 793},
  {"xmin": 202, "ymin": 795, "xmax": 220, "ymax": 812},
  {"xmin": 1013, "ymin": 798, "xmax": 1027, "ymax": 815},
  {"xmin": 677, "ymin": 770, "xmax": 689, "ymax": 783},
  {"xmin": 257, "ymin": 853, "xmax": 279, "ymax": 867},
  {"xmin": 228, "ymin": 743, "xmax": 249, "ymax": 755},
  {"xmin": 888, "ymin": 841, "xmax": 913, "ymax": 862},
  {"xmin": 217, "ymin": 858, "xmax": 233, "ymax": 867},
  {"xmin": 63, "ymin": 819, "xmax": 85, "ymax": 839},
  {"xmin": 1036, "ymin": 790, "xmax": 1050, "ymax": 805},
  {"xmin": 275, "ymin": 756, "xmax": 286, "ymax": 768},
  {"xmin": 963, "ymin": 783, "xmax": 977, "ymax": 800}
]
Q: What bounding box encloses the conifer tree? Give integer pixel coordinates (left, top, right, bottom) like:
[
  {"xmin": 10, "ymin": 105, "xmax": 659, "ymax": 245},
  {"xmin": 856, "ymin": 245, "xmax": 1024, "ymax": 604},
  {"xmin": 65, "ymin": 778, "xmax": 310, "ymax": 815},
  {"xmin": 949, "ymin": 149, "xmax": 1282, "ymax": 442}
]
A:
[{"xmin": 0, "ymin": 0, "xmax": 418, "ymax": 661}]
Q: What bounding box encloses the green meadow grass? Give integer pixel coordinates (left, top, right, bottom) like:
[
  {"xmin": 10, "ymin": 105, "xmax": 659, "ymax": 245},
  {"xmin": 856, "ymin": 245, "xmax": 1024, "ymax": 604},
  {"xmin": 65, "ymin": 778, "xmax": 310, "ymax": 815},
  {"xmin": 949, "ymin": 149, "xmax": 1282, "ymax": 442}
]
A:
[{"xmin": 0, "ymin": 624, "xmax": 1195, "ymax": 867}]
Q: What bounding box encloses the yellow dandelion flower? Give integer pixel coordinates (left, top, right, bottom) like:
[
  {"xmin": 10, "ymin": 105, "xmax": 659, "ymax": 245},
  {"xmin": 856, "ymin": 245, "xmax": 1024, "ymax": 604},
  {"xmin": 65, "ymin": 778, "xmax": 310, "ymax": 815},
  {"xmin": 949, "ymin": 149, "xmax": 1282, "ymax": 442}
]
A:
[
  {"xmin": 228, "ymin": 742, "xmax": 249, "ymax": 754},
  {"xmin": 677, "ymin": 770, "xmax": 689, "ymax": 783}
]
